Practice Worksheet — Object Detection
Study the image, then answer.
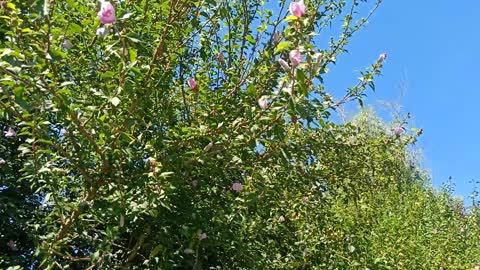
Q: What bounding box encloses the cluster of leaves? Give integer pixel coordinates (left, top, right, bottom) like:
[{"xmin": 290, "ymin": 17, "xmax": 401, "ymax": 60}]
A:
[{"xmin": 1, "ymin": 0, "xmax": 480, "ymax": 269}]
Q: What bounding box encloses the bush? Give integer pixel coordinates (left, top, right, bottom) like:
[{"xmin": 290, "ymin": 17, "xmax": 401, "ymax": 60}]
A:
[{"xmin": 1, "ymin": 0, "xmax": 479, "ymax": 269}]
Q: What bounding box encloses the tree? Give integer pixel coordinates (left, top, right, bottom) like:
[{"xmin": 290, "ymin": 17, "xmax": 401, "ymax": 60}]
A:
[{"xmin": 2, "ymin": 0, "xmax": 480, "ymax": 269}]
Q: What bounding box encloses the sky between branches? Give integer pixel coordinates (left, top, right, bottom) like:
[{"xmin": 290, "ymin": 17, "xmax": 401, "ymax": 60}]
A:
[{"xmin": 326, "ymin": 1, "xmax": 480, "ymax": 203}]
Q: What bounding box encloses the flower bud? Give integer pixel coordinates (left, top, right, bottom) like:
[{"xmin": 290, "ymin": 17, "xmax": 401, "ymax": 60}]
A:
[
  {"xmin": 273, "ymin": 31, "xmax": 280, "ymax": 43},
  {"xmin": 187, "ymin": 78, "xmax": 197, "ymax": 90},
  {"xmin": 379, "ymin": 53, "xmax": 387, "ymax": 62},
  {"xmin": 278, "ymin": 58, "xmax": 290, "ymax": 72},
  {"xmin": 289, "ymin": 0, "xmax": 306, "ymax": 18},
  {"xmin": 119, "ymin": 214, "xmax": 125, "ymax": 227}
]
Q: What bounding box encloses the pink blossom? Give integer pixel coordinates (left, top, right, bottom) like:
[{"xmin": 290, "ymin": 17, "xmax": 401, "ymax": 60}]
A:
[
  {"xmin": 258, "ymin": 96, "xmax": 269, "ymax": 110},
  {"xmin": 98, "ymin": 1, "xmax": 116, "ymax": 24},
  {"xmin": 216, "ymin": 52, "xmax": 225, "ymax": 62},
  {"xmin": 289, "ymin": 0, "xmax": 306, "ymax": 18},
  {"xmin": 232, "ymin": 182, "xmax": 243, "ymax": 192},
  {"xmin": 4, "ymin": 127, "xmax": 16, "ymax": 138},
  {"xmin": 278, "ymin": 58, "xmax": 290, "ymax": 71},
  {"xmin": 59, "ymin": 128, "xmax": 67, "ymax": 136},
  {"xmin": 393, "ymin": 126, "xmax": 404, "ymax": 136},
  {"xmin": 198, "ymin": 233, "xmax": 207, "ymax": 240},
  {"xmin": 187, "ymin": 78, "xmax": 197, "ymax": 90},
  {"xmin": 289, "ymin": 49, "xmax": 302, "ymax": 67},
  {"xmin": 278, "ymin": 216, "xmax": 286, "ymax": 223},
  {"xmin": 379, "ymin": 53, "xmax": 387, "ymax": 62}
]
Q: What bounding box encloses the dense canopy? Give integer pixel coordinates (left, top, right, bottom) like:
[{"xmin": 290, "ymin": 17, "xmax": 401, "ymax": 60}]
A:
[{"xmin": 1, "ymin": 0, "xmax": 479, "ymax": 269}]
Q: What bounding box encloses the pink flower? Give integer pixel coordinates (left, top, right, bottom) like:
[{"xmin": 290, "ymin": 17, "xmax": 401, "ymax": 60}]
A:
[
  {"xmin": 198, "ymin": 233, "xmax": 207, "ymax": 240},
  {"xmin": 278, "ymin": 216, "xmax": 286, "ymax": 223},
  {"xmin": 258, "ymin": 96, "xmax": 269, "ymax": 110},
  {"xmin": 59, "ymin": 128, "xmax": 67, "ymax": 136},
  {"xmin": 4, "ymin": 127, "xmax": 16, "ymax": 138},
  {"xmin": 232, "ymin": 182, "xmax": 243, "ymax": 192},
  {"xmin": 98, "ymin": 1, "xmax": 116, "ymax": 24},
  {"xmin": 289, "ymin": 49, "xmax": 301, "ymax": 67},
  {"xmin": 379, "ymin": 53, "xmax": 387, "ymax": 62},
  {"xmin": 393, "ymin": 126, "xmax": 404, "ymax": 136},
  {"xmin": 278, "ymin": 58, "xmax": 290, "ymax": 71},
  {"xmin": 216, "ymin": 52, "xmax": 225, "ymax": 62},
  {"xmin": 187, "ymin": 78, "xmax": 197, "ymax": 90},
  {"xmin": 289, "ymin": 0, "xmax": 306, "ymax": 18}
]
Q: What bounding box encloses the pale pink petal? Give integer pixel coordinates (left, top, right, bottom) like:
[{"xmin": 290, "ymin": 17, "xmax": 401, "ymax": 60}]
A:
[
  {"xmin": 258, "ymin": 96, "xmax": 269, "ymax": 110},
  {"xmin": 379, "ymin": 53, "xmax": 387, "ymax": 62},
  {"xmin": 289, "ymin": 49, "xmax": 302, "ymax": 67},
  {"xmin": 198, "ymin": 233, "xmax": 207, "ymax": 240},
  {"xmin": 289, "ymin": 0, "xmax": 306, "ymax": 18},
  {"xmin": 278, "ymin": 58, "xmax": 290, "ymax": 71},
  {"xmin": 232, "ymin": 182, "xmax": 243, "ymax": 192},
  {"xmin": 187, "ymin": 78, "xmax": 197, "ymax": 90},
  {"xmin": 4, "ymin": 127, "xmax": 16, "ymax": 138},
  {"xmin": 98, "ymin": 1, "xmax": 116, "ymax": 24}
]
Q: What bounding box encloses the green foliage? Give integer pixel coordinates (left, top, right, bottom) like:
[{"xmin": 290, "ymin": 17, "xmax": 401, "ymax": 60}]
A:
[{"xmin": 1, "ymin": 0, "xmax": 479, "ymax": 269}]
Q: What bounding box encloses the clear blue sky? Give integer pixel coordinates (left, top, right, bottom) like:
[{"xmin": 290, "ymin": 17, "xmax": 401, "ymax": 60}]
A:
[{"xmin": 323, "ymin": 1, "xmax": 480, "ymax": 202}]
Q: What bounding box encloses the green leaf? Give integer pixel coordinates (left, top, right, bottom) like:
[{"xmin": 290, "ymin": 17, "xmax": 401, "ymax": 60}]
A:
[
  {"xmin": 284, "ymin": 15, "xmax": 299, "ymax": 22},
  {"xmin": 275, "ymin": 41, "xmax": 293, "ymax": 54}
]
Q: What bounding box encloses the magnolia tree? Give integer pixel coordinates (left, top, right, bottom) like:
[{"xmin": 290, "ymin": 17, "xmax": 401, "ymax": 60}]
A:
[{"xmin": 0, "ymin": 0, "xmax": 407, "ymax": 268}]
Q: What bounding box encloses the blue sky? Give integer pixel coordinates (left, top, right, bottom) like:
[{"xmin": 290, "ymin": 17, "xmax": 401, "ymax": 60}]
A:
[{"xmin": 324, "ymin": 1, "xmax": 480, "ymax": 203}]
